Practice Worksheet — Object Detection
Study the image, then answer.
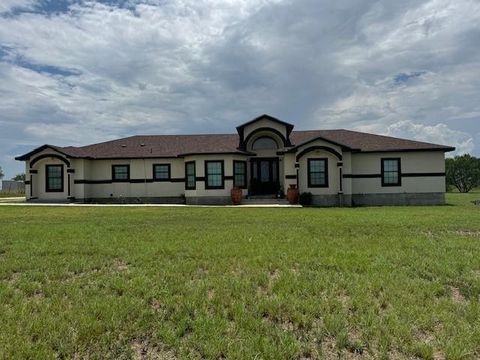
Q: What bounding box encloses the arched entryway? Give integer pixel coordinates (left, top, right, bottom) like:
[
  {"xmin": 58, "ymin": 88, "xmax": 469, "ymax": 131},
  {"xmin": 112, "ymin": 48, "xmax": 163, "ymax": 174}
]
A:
[{"xmin": 248, "ymin": 135, "xmax": 281, "ymax": 195}]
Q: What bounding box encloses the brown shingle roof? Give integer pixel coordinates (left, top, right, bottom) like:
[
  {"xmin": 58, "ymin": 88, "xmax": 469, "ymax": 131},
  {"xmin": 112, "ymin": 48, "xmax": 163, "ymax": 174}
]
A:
[
  {"xmin": 16, "ymin": 129, "xmax": 454, "ymax": 161},
  {"xmin": 290, "ymin": 130, "xmax": 455, "ymax": 152}
]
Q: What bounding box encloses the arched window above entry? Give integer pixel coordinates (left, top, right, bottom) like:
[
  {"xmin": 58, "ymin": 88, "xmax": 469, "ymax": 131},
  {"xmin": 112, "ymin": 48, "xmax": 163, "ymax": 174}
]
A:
[{"xmin": 252, "ymin": 136, "xmax": 278, "ymax": 150}]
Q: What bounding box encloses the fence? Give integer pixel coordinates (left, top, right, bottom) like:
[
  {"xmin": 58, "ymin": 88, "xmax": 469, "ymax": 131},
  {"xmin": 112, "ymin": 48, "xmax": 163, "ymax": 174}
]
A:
[{"xmin": 0, "ymin": 180, "xmax": 25, "ymax": 193}]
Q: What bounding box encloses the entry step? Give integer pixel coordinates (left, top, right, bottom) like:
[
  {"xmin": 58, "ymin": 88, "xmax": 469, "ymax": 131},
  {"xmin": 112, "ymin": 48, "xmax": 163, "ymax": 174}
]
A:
[{"xmin": 242, "ymin": 197, "xmax": 290, "ymax": 205}]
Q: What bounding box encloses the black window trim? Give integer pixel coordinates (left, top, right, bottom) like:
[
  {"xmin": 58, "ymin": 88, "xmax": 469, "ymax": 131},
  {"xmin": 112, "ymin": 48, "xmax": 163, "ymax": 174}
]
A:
[
  {"xmin": 153, "ymin": 163, "xmax": 171, "ymax": 181},
  {"xmin": 307, "ymin": 158, "xmax": 329, "ymax": 188},
  {"xmin": 204, "ymin": 160, "xmax": 225, "ymax": 190},
  {"xmin": 185, "ymin": 161, "xmax": 196, "ymax": 190},
  {"xmin": 233, "ymin": 160, "xmax": 247, "ymax": 189},
  {"xmin": 381, "ymin": 157, "xmax": 402, "ymax": 187},
  {"xmin": 45, "ymin": 164, "xmax": 64, "ymax": 192},
  {"xmin": 112, "ymin": 164, "xmax": 130, "ymax": 182}
]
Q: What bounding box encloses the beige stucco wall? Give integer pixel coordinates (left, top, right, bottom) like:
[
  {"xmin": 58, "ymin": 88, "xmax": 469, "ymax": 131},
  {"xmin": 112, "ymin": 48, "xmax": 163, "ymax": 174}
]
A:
[
  {"xmin": 350, "ymin": 151, "xmax": 446, "ymax": 194},
  {"xmin": 295, "ymin": 139, "xmax": 344, "ymax": 195},
  {"xmin": 28, "ymin": 153, "xmax": 69, "ymax": 200},
  {"xmin": 297, "ymin": 149, "xmax": 340, "ymax": 195},
  {"xmin": 82, "ymin": 158, "xmax": 184, "ymax": 199},
  {"xmin": 282, "ymin": 153, "xmax": 297, "ymax": 191},
  {"xmin": 184, "ymin": 154, "xmax": 249, "ymax": 197},
  {"xmin": 342, "ymin": 152, "xmax": 352, "ymax": 195}
]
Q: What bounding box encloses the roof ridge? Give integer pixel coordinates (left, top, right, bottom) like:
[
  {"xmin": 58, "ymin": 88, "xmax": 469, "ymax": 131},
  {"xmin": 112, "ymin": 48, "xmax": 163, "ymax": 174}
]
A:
[{"xmin": 133, "ymin": 133, "xmax": 237, "ymax": 137}]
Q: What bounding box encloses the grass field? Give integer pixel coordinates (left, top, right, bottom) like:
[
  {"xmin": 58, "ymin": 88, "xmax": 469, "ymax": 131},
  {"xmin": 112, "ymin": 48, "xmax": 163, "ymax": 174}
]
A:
[
  {"xmin": 0, "ymin": 191, "xmax": 25, "ymax": 198},
  {"xmin": 1, "ymin": 193, "xmax": 480, "ymax": 359}
]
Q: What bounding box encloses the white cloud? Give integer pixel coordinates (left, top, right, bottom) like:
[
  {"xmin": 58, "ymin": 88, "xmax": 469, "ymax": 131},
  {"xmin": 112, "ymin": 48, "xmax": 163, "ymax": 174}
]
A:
[
  {"xmin": 0, "ymin": 0, "xmax": 35, "ymax": 13},
  {"xmin": 385, "ymin": 120, "xmax": 474, "ymax": 155},
  {"xmin": 0, "ymin": 0, "xmax": 479, "ymax": 178}
]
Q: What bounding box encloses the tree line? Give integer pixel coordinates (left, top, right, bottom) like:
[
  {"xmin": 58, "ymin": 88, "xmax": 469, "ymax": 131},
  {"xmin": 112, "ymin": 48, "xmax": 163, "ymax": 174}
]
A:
[
  {"xmin": 0, "ymin": 167, "xmax": 25, "ymax": 181},
  {"xmin": 446, "ymin": 154, "xmax": 480, "ymax": 193}
]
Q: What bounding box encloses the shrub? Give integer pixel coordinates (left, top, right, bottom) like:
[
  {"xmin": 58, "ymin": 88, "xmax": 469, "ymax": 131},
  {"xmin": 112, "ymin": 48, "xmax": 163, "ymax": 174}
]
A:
[{"xmin": 299, "ymin": 192, "xmax": 312, "ymax": 206}]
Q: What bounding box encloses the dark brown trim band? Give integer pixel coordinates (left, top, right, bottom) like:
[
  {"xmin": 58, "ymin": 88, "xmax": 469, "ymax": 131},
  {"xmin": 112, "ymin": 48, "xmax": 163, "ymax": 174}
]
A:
[
  {"xmin": 296, "ymin": 146, "xmax": 343, "ymax": 161},
  {"xmin": 29, "ymin": 169, "xmax": 38, "ymax": 174},
  {"xmin": 343, "ymin": 172, "xmax": 446, "ymax": 179},
  {"xmin": 67, "ymin": 169, "xmax": 75, "ymax": 173},
  {"xmin": 74, "ymin": 178, "xmax": 187, "ymax": 184},
  {"xmin": 242, "ymin": 127, "xmax": 290, "ymax": 150},
  {"xmin": 402, "ymin": 172, "xmax": 446, "ymax": 177},
  {"xmin": 343, "ymin": 174, "xmax": 381, "ymax": 178},
  {"xmin": 285, "ymin": 175, "xmax": 297, "ymax": 179},
  {"xmin": 31, "ymin": 154, "xmax": 71, "ymax": 168}
]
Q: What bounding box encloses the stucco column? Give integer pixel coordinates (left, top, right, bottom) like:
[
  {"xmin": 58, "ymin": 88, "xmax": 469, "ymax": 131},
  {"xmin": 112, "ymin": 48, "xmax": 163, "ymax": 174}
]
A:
[
  {"xmin": 67, "ymin": 168, "xmax": 74, "ymax": 200},
  {"xmin": 338, "ymin": 162, "xmax": 344, "ymax": 206},
  {"xmin": 28, "ymin": 169, "xmax": 37, "ymax": 199}
]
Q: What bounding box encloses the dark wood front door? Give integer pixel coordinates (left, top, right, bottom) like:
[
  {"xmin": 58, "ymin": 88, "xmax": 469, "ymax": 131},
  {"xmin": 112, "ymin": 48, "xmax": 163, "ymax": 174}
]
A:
[{"xmin": 250, "ymin": 158, "xmax": 279, "ymax": 195}]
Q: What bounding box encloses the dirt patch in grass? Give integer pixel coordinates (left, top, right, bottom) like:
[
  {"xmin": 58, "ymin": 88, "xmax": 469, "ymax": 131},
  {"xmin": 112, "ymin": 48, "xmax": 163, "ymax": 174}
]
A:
[
  {"xmin": 423, "ymin": 230, "xmax": 480, "ymax": 238},
  {"xmin": 450, "ymin": 286, "xmax": 466, "ymax": 304},
  {"xmin": 434, "ymin": 351, "xmax": 446, "ymax": 360},
  {"xmin": 453, "ymin": 230, "xmax": 480, "ymax": 237},
  {"xmin": 7, "ymin": 271, "xmax": 21, "ymax": 285},
  {"xmin": 131, "ymin": 339, "xmax": 176, "ymax": 360},
  {"xmin": 113, "ymin": 258, "xmax": 129, "ymax": 271}
]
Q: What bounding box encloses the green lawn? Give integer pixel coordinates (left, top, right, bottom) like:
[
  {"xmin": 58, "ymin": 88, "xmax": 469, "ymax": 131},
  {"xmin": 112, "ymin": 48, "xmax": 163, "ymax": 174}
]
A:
[
  {"xmin": 0, "ymin": 191, "xmax": 25, "ymax": 198},
  {"xmin": 1, "ymin": 193, "xmax": 480, "ymax": 359}
]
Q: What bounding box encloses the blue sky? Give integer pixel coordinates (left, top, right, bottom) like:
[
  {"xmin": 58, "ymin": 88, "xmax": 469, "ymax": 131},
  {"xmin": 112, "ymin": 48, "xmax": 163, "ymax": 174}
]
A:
[{"xmin": 1, "ymin": 0, "xmax": 480, "ymax": 178}]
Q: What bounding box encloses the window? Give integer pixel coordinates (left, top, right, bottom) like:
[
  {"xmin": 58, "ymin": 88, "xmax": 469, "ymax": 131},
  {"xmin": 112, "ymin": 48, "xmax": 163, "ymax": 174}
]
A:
[
  {"xmin": 233, "ymin": 160, "xmax": 247, "ymax": 188},
  {"xmin": 185, "ymin": 161, "xmax": 196, "ymax": 190},
  {"xmin": 252, "ymin": 137, "xmax": 278, "ymax": 150},
  {"xmin": 205, "ymin": 160, "xmax": 224, "ymax": 189},
  {"xmin": 308, "ymin": 158, "xmax": 328, "ymax": 187},
  {"xmin": 112, "ymin": 165, "xmax": 130, "ymax": 182},
  {"xmin": 153, "ymin": 164, "xmax": 170, "ymax": 181},
  {"xmin": 45, "ymin": 165, "xmax": 64, "ymax": 192},
  {"xmin": 382, "ymin": 158, "xmax": 401, "ymax": 186}
]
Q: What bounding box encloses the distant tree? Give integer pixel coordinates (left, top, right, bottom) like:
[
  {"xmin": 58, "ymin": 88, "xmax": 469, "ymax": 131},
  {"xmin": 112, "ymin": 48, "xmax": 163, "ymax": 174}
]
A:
[
  {"xmin": 446, "ymin": 154, "xmax": 480, "ymax": 193},
  {"xmin": 12, "ymin": 173, "xmax": 26, "ymax": 181},
  {"xmin": 0, "ymin": 166, "xmax": 4, "ymax": 180}
]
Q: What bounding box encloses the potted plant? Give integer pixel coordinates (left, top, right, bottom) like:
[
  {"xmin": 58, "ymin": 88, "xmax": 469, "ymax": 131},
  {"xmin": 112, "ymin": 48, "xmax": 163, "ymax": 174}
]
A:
[
  {"xmin": 287, "ymin": 184, "xmax": 299, "ymax": 204},
  {"xmin": 231, "ymin": 186, "xmax": 242, "ymax": 205}
]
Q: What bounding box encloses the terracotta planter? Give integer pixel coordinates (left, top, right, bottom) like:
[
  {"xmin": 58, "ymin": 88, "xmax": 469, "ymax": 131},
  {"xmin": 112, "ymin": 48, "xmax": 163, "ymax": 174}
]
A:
[
  {"xmin": 231, "ymin": 186, "xmax": 243, "ymax": 205},
  {"xmin": 287, "ymin": 184, "xmax": 299, "ymax": 204}
]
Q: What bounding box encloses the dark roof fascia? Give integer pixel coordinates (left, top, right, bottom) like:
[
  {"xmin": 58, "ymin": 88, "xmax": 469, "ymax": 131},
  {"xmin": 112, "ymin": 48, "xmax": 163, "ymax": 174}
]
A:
[
  {"xmin": 178, "ymin": 151, "xmax": 254, "ymax": 157},
  {"xmin": 289, "ymin": 136, "xmax": 355, "ymax": 152},
  {"xmin": 351, "ymin": 147, "xmax": 456, "ymax": 154},
  {"xmin": 236, "ymin": 114, "xmax": 295, "ymax": 134},
  {"xmin": 89, "ymin": 156, "xmax": 178, "ymax": 160},
  {"xmin": 15, "ymin": 144, "xmax": 74, "ymax": 161}
]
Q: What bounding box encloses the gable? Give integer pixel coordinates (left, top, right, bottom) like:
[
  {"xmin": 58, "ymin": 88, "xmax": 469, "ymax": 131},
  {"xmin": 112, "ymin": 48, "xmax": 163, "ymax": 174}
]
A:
[{"xmin": 236, "ymin": 114, "xmax": 294, "ymax": 150}]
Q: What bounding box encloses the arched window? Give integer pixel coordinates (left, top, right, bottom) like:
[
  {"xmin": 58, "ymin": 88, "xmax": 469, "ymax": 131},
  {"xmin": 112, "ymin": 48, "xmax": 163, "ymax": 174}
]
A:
[{"xmin": 252, "ymin": 137, "xmax": 278, "ymax": 150}]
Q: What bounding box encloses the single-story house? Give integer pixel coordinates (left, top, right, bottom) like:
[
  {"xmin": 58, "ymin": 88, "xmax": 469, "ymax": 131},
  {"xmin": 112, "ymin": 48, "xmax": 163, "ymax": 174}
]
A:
[{"xmin": 16, "ymin": 114, "xmax": 455, "ymax": 206}]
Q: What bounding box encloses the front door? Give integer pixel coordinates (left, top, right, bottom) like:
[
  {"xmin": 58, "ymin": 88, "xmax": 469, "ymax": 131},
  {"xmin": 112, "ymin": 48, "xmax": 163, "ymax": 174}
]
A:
[{"xmin": 250, "ymin": 158, "xmax": 279, "ymax": 195}]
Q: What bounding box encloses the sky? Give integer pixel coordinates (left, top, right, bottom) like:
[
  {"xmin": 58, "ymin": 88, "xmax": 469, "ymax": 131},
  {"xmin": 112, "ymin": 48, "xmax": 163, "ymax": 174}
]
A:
[{"xmin": 0, "ymin": 0, "xmax": 479, "ymax": 179}]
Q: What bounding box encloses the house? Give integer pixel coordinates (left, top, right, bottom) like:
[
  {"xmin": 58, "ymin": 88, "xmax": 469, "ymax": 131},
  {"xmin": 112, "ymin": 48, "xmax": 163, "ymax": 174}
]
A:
[{"xmin": 15, "ymin": 114, "xmax": 455, "ymax": 206}]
